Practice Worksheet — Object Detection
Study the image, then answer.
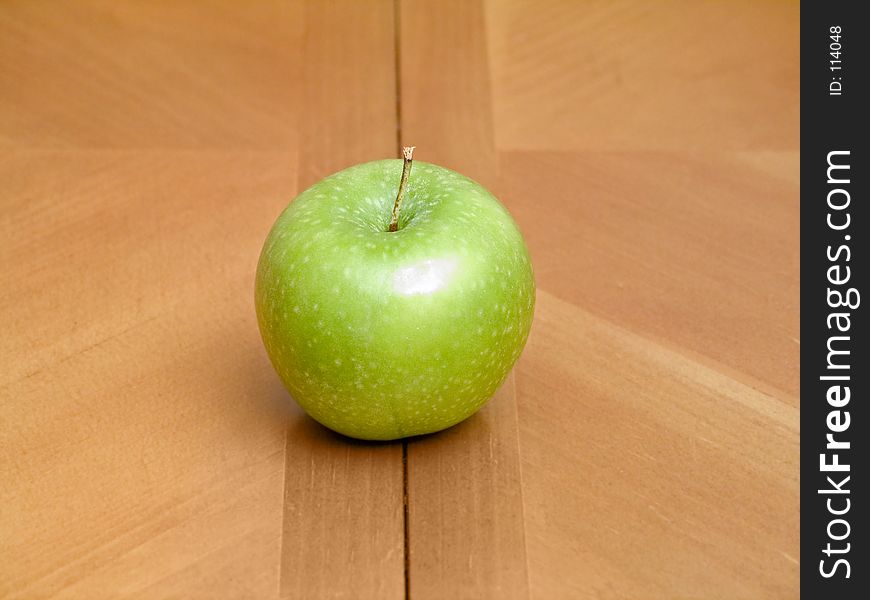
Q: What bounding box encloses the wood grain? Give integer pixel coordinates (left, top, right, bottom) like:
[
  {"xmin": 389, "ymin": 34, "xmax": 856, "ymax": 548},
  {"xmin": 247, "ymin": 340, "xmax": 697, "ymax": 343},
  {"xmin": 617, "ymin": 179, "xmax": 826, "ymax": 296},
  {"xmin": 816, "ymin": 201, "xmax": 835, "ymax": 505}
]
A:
[
  {"xmin": 400, "ymin": 2, "xmax": 530, "ymax": 598},
  {"xmin": 1, "ymin": 0, "xmax": 800, "ymax": 598},
  {"xmin": 0, "ymin": 148, "xmax": 294, "ymax": 599},
  {"xmin": 399, "ymin": 0, "xmax": 497, "ymax": 184},
  {"xmin": 278, "ymin": 1, "xmax": 404, "ymax": 599},
  {"xmin": 500, "ymin": 149, "xmax": 800, "ymax": 400},
  {"xmin": 517, "ymin": 290, "xmax": 798, "ymax": 598},
  {"xmin": 0, "ymin": 0, "xmax": 299, "ymax": 150},
  {"xmin": 406, "ymin": 376, "xmax": 530, "ymax": 600},
  {"xmin": 485, "ymin": 0, "xmax": 799, "ymax": 152},
  {"xmin": 489, "ymin": 3, "xmax": 799, "ymax": 595},
  {"xmin": 296, "ymin": 0, "xmax": 399, "ymax": 183},
  {"xmin": 1, "ymin": 4, "xmax": 303, "ymax": 599}
]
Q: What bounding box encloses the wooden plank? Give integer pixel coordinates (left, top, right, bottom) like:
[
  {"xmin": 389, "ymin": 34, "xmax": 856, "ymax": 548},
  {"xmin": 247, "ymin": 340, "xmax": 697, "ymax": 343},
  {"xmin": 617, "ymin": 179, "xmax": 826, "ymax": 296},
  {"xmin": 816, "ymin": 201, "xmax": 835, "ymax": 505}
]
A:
[
  {"xmin": 0, "ymin": 1, "xmax": 304, "ymax": 596},
  {"xmin": 295, "ymin": 0, "xmax": 400, "ymax": 183},
  {"xmin": 0, "ymin": 147, "xmax": 295, "ymax": 598},
  {"xmin": 0, "ymin": 1, "xmax": 405, "ymax": 598},
  {"xmin": 278, "ymin": 1, "xmax": 405, "ymax": 599},
  {"xmin": 399, "ymin": 0, "xmax": 497, "ymax": 184},
  {"xmin": 485, "ymin": 0, "xmax": 800, "ymax": 397},
  {"xmin": 487, "ymin": 1, "xmax": 800, "ymax": 594},
  {"xmin": 406, "ymin": 376, "xmax": 529, "ymax": 599},
  {"xmin": 515, "ymin": 290, "xmax": 799, "ymax": 598},
  {"xmin": 0, "ymin": 0, "xmax": 300, "ymax": 150},
  {"xmin": 485, "ymin": 0, "xmax": 799, "ymax": 152},
  {"xmin": 399, "ymin": 1, "xmax": 530, "ymax": 598},
  {"xmin": 499, "ymin": 149, "xmax": 800, "ymax": 399}
]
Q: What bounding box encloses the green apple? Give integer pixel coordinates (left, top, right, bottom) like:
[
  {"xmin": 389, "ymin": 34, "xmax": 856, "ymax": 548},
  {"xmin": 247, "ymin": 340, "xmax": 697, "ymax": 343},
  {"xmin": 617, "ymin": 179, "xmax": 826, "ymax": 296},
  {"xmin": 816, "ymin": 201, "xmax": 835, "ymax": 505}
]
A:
[{"xmin": 255, "ymin": 151, "xmax": 534, "ymax": 440}]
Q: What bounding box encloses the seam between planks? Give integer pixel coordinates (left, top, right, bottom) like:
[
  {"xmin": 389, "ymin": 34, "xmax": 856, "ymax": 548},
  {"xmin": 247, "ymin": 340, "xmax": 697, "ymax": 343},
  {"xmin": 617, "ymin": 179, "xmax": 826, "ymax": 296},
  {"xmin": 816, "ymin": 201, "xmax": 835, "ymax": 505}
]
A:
[
  {"xmin": 394, "ymin": 0, "xmax": 404, "ymax": 157},
  {"xmin": 507, "ymin": 371, "xmax": 533, "ymax": 598},
  {"xmin": 394, "ymin": 3, "xmax": 411, "ymax": 599}
]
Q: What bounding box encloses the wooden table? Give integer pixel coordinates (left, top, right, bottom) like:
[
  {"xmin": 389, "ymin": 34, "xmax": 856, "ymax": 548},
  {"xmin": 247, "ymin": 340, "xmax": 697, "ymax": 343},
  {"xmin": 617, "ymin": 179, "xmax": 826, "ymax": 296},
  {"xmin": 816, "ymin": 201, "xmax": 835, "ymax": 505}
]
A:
[{"xmin": 0, "ymin": 1, "xmax": 799, "ymax": 598}]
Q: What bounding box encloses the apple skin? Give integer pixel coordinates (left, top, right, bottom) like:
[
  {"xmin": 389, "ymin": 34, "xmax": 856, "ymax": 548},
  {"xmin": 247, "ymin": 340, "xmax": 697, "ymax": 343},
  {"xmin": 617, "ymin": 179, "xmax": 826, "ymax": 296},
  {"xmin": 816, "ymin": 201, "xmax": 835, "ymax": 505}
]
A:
[{"xmin": 255, "ymin": 159, "xmax": 534, "ymax": 440}]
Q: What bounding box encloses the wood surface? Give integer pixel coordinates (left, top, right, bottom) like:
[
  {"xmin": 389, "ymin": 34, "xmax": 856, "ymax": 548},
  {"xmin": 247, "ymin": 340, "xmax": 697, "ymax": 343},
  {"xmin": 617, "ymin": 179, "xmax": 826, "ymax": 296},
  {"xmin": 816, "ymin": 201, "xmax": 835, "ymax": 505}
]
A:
[
  {"xmin": 1, "ymin": 1, "xmax": 800, "ymax": 599},
  {"xmin": 281, "ymin": 2, "xmax": 405, "ymax": 599}
]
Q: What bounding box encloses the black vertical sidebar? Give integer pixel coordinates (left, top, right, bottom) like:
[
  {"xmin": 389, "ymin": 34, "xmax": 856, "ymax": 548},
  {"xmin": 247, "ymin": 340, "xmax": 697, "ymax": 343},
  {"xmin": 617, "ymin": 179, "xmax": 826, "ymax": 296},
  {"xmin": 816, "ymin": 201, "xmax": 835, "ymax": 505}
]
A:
[{"xmin": 801, "ymin": 2, "xmax": 867, "ymax": 598}]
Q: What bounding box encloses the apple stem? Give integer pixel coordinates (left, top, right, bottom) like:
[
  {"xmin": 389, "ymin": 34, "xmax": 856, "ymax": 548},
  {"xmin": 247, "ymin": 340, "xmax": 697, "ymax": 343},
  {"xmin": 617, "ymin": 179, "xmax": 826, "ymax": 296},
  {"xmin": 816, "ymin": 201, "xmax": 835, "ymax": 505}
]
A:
[{"xmin": 388, "ymin": 146, "xmax": 415, "ymax": 232}]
